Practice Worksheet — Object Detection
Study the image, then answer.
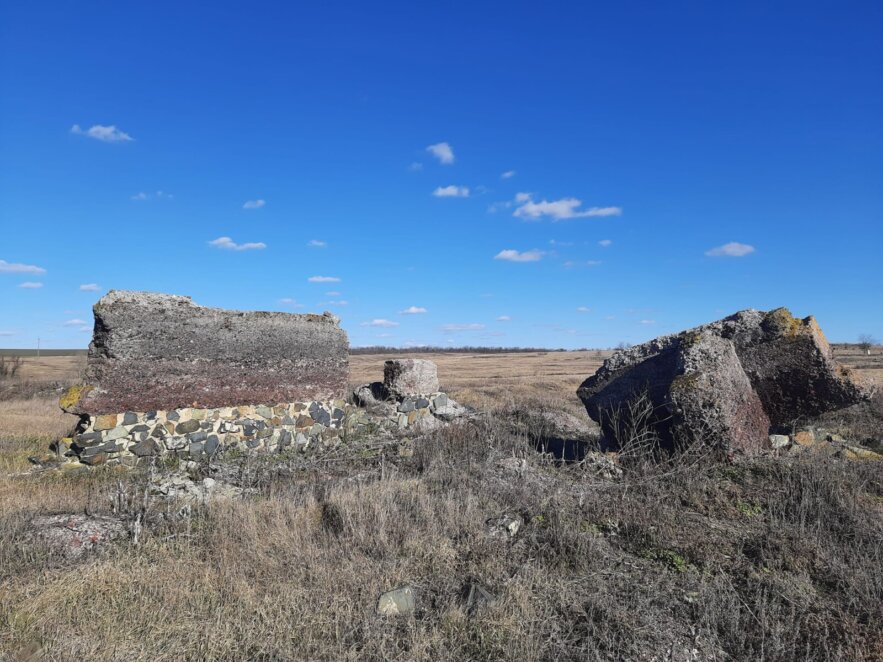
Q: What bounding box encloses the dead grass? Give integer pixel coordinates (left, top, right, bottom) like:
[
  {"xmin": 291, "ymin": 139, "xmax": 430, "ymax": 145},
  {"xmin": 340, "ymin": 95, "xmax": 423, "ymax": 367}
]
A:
[{"xmin": 0, "ymin": 352, "xmax": 882, "ymax": 659}]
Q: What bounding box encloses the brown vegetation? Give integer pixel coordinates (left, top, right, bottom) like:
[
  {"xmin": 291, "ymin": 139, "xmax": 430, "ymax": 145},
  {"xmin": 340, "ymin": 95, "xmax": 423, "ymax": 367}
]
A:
[{"xmin": 0, "ymin": 350, "xmax": 881, "ymax": 659}]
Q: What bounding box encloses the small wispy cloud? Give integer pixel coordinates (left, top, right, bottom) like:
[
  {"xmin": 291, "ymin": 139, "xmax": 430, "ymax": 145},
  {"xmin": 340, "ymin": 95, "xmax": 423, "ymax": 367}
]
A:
[
  {"xmin": 208, "ymin": 236, "xmax": 266, "ymax": 251},
  {"xmin": 0, "ymin": 260, "xmax": 46, "ymax": 274},
  {"xmin": 79, "ymin": 283, "xmax": 101, "ymax": 292},
  {"xmin": 326, "ymin": 300, "xmax": 349, "ymax": 306},
  {"xmin": 513, "ymin": 193, "xmax": 622, "ymax": 221},
  {"xmin": 18, "ymin": 282, "xmax": 43, "ymax": 289},
  {"xmin": 278, "ymin": 298, "xmax": 304, "ymax": 308},
  {"xmin": 576, "ymin": 306, "xmax": 591, "ymax": 313},
  {"xmin": 705, "ymin": 242, "xmax": 755, "ymax": 257},
  {"xmin": 426, "ymin": 142, "xmax": 454, "ymax": 165},
  {"xmin": 487, "ymin": 200, "xmax": 513, "ymax": 213},
  {"xmin": 599, "ymin": 239, "xmax": 613, "ymax": 247},
  {"xmin": 564, "ymin": 260, "xmax": 603, "ymax": 268},
  {"xmin": 362, "ymin": 319, "xmax": 399, "ymax": 328},
  {"xmin": 400, "ymin": 306, "xmax": 427, "ymax": 315},
  {"xmin": 501, "ymin": 170, "xmax": 516, "ymax": 179},
  {"xmin": 494, "ymin": 249, "xmax": 545, "ymax": 263},
  {"xmin": 64, "ymin": 318, "xmax": 88, "ymax": 326},
  {"xmin": 78, "ymin": 325, "xmax": 92, "ymax": 332},
  {"xmin": 308, "ymin": 276, "xmax": 341, "ymax": 283},
  {"xmin": 70, "ymin": 124, "xmax": 134, "ymax": 142},
  {"xmin": 0, "ymin": 331, "xmax": 14, "ymax": 337},
  {"xmin": 325, "ymin": 291, "xmax": 341, "ymax": 296},
  {"xmin": 408, "ymin": 162, "xmax": 423, "ymax": 172},
  {"xmin": 131, "ymin": 190, "xmax": 172, "ymax": 201},
  {"xmin": 307, "ymin": 240, "xmax": 327, "ymax": 248},
  {"xmin": 432, "ymin": 185, "xmax": 470, "ymax": 198},
  {"xmin": 640, "ymin": 319, "xmax": 656, "ymax": 325},
  {"xmin": 442, "ymin": 323, "xmax": 485, "ymax": 332},
  {"xmin": 242, "ymin": 199, "xmax": 266, "ymax": 210},
  {"xmin": 496, "ymin": 315, "xmax": 512, "ymax": 321}
]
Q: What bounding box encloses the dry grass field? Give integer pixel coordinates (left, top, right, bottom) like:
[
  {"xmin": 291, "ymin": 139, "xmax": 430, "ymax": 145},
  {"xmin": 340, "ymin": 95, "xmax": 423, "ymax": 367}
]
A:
[{"xmin": 0, "ymin": 349, "xmax": 881, "ymax": 660}]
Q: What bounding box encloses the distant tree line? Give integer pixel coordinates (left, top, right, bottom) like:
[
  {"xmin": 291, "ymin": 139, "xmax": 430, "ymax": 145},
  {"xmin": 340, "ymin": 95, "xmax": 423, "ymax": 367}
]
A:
[{"xmin": 349, "ymin": 345, "xmax": 571, "ymax": 355}]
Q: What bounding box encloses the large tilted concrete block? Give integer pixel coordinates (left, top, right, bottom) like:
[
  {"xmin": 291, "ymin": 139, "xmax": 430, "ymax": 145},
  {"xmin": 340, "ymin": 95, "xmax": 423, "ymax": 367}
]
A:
[
  {"xmin": 61, "ymin": 290, "xmax": 349, "ymax": 415},
  {"xmin": 383, "ymin": 359, "xmax": 439, "ymax": 397},
  {"xmin": 578, "ymin": 308, "xmax": 868, "ymax": 453}
]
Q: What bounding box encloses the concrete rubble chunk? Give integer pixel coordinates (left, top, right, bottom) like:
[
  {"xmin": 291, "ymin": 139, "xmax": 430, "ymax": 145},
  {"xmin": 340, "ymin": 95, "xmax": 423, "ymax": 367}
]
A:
[
  {"xmin": 383, "ymin": 359, "xmax": 439, "ymax": 397},
  {"xmin": 60, "ymin": 290, "xmax": 349, "ymax": 414},
  {"xmin": 377, "ymin": 585, "xmax": 417, "ymax": 616},
  {"xmin": 577, "ymin": 308, "xmax": 868, "ymax": 454}
]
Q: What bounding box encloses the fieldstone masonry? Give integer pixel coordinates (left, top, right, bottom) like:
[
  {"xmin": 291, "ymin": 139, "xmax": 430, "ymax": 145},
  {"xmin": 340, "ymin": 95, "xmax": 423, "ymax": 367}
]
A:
[{"xmin": 56, "ymin": 291, "xmax": 467, "ymax": 467}]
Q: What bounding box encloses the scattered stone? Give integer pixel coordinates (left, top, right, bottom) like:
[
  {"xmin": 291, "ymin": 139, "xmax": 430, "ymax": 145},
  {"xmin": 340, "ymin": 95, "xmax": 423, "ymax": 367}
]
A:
[
  {"xmin": 486, "ymin": 513, "xmax": 522, "ymax": 539},
  {"xmin": 377, "ymin": 585, "xmax": 417, "ymax": 616},
  {"xmin": 792, "ymin": 429, "xmax": 817, "ymax": 446},
  {"xmin": 79, "ymin": 451, "xmax": 108, "ymax": 466},
  {"xmin": 29, "ymin": 514, "xmax": 126, "ymax": 560},
  {"xmin": 769, "ymin": 434, "xmax": 790, "ymax": 449},
  {"xmin": 122, "ymin": 411, "xmax": 138, "ymax": 425}
]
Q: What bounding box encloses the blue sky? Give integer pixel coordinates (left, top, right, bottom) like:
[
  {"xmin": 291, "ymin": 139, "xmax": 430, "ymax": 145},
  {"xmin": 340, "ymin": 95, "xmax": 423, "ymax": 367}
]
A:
[{"xmin": 1, "ymin": 1, "xmax": 881, "ymax": 349}]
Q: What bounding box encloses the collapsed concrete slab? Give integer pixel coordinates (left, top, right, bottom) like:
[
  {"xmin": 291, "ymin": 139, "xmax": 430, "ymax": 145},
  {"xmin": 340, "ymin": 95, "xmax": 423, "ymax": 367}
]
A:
[
  {"xmin": 61, "ymin": 290, "xmax": 349, "ymax": 415},
  {"xmin": 578, "ymin": 308, "xmax": 868, "ymax": 453}
]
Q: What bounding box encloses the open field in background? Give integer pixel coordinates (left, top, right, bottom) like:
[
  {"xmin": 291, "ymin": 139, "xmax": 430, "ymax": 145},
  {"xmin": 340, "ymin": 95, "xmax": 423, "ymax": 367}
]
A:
[{"xmin": 4, "ymin": 344, "xmax": 880, "ymax": 405}]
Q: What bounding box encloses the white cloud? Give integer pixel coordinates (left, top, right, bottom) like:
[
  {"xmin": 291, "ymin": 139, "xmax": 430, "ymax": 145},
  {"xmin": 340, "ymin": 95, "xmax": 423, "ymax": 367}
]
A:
[
  {"xmin": 496, "ymin": 315, "xmax": 512, "ymax": 321},
  {"xmin": 64, "ymin": 318, "xmax": 88, "ymax": 326},
  {"xmin": 208, "ymin": 236, "xmax": 267, "ymax": 251},
  {"xmin": 242, "ymin": 199, "xmax": 266, "ymax": 209},
  {"xmin": 18, "ymin": 282, "xmax": 43, "ymax": 289},
  {"xmin": 408, "ymin": 162, "xmax": 423, "ymax": 172},
  {"xmin": 441, "ymin": 323, "xmax": 485, "ymax": 332},
  {"xmin": 278, "ymin": 298, "xmax": 304, "ymax": 308},
  {"xmin": 131, "ymin": 191, "xmax": 172, "ymax": 201},
  {"xmin": 362, "ymin": 319, "xmax": 399, "ymax": 328},
  {"xmin": 705, "ymin": 242, "xmax": 755, "ymax": 257},
  {"xmin": 599, "ymin": 239, "xmax": 613, "ymax": 247},
  {"xmin": 308, "ymin": 276, "xmax": 341, "ymax": 283},
  {"xmin": 576, "ymin": 306, "xmax": 591, "ymax": 313},
  {"xmin": 426, "ymin": 142, "xmax": 454, "ymax": 165},
  {"xmin": 494, "ymin": 249, "xmax": 545, "ymax": 263},
  {"xmin": 501, "ymin": 170, "xmax": 516, "ymax": 179},
  {"xmin": 326, "ymin": 300, "xmax": 349, "ymax": 306},
  {"xmin": 564, "ymin": 260, "xmax": 602, "ymax": 268},
  {"xmin": 79, "ymin": 283, "xmax": 101, "ymax": 292},
  {"xmin": 70, "ymin": 124, "xmax": 134, "ymax": 142},
  {"xmin": 0, "ymin": 260, "xmax": 46, "ymax": 274},
  {"xmin": 640, "ymin": 319, "xmax": 656, "ymax": 325},
  {"xmin": 400, "ymin": 306, "xmax": 427, "ymax": 315},
  {"xmin": 432, "ymin": 185, "xmax": 470, "ymax": 198},
  {"xmin": 513, "ymin": 193, "xmax": 622, "ymax": 221},
  {"xmin": 325, "ymin": 291, "xmax": 341, "ymax": 296},
  {"xmin": 308, "ymin": 240, "xmax": 327, "ymax": 248}
]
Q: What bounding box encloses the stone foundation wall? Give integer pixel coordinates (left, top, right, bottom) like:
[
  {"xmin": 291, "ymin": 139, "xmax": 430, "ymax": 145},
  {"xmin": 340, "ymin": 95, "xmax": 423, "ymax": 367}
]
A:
[{"xmin": 60, "ymin": 392, "xmax": 458, "ymax": 466}]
